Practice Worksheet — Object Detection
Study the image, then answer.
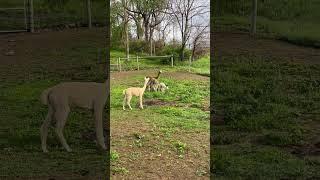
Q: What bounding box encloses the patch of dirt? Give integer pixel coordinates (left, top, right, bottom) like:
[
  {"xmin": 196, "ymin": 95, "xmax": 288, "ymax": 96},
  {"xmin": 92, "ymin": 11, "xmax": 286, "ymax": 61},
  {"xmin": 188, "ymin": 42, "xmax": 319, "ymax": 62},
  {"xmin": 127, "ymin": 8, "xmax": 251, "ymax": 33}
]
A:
[
  {"xmin": 111, "ymin": 70, "xmax": 209, "ymax": 83},
  {"xmin": 214, "ymin": 32, "xmax": 320, "ymax": 64},
  {"xmin": 211, "ymin": 114, "xmax": 225, "ymax": 126},
  {"xmin": 143, "ymin": 99, "xmax": 177, "ymax": 106},
  {"xmin": 287, "ymin": 142, "xmax": 320, "ymax": 157},
  {"xmin": 0, "ymin": 28, "xmax": 106, "ymax": 83},
  {"xmin": 111, "ymin": 116, "xmax": 209, "ymax": 179}
]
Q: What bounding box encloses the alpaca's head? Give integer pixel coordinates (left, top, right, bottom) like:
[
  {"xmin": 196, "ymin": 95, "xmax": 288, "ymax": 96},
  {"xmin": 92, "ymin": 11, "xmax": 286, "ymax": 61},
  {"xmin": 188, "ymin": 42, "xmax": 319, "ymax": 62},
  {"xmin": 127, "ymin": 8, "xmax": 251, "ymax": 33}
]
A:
[{"xmin": 144, "ymin": 77, "xmax": 150, "ymax": 82}]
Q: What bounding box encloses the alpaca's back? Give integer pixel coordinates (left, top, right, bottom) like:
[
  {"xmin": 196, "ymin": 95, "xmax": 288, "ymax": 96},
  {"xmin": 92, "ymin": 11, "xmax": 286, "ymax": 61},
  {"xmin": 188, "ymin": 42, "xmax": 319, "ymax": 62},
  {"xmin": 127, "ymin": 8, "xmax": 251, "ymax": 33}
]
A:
[
  {"xmin": 46, "ymin": 82, "xmax": 107, "ymax": 109},
  {"xmin": 124, "ymin": 87, "xmax": 142, "ymax": 96}
]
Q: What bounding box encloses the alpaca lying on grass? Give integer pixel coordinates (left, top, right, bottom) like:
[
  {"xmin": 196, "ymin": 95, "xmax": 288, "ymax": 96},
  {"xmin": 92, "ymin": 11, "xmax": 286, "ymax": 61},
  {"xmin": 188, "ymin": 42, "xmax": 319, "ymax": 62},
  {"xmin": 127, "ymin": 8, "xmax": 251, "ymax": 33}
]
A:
[
  {"xmin": 40, "ymin": 81, "xmax": 109, "ymax": 153},
  {"xmin": 123, "ymin": 77, "xmax": 150, "ymax": 110},
  {"xmin": 158, "ymin": 82, "xmax": 169, "ymax": 92}
]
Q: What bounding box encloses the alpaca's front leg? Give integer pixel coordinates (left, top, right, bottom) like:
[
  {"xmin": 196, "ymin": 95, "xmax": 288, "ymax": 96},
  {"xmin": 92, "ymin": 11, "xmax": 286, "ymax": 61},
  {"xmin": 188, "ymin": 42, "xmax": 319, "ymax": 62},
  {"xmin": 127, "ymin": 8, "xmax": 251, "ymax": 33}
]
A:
[
  {"xmin": 139, "ymin": 95, "xmax": 143, "ymax": 109},
  {"xmin": 127, "ymin": 95, "xmax": 133, "ymax": 110}
]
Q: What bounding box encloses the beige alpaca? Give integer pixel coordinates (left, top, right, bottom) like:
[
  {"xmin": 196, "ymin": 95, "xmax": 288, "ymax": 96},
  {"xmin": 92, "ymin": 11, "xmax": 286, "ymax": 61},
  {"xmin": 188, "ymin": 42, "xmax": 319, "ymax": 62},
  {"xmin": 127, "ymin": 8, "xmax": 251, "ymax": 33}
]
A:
[
  {"xmin": 123, "ymin": 77, "xmax": 150, "ymax": 110},
  {"xmin": 40, "ymin": 80, "xmax": 109, "ymax": 153}
]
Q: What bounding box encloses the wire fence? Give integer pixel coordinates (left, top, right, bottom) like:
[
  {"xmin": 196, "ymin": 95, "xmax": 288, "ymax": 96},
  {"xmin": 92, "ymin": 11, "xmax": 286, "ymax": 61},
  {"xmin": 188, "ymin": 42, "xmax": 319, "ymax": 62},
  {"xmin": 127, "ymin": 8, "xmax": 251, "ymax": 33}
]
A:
[
  {"xmin": 0, "ymin": 0, "xmax": 106, "ymax": 32},
  {"xmin": 110, "ymin": 55, "xmax": 174, "ymax": 72}
]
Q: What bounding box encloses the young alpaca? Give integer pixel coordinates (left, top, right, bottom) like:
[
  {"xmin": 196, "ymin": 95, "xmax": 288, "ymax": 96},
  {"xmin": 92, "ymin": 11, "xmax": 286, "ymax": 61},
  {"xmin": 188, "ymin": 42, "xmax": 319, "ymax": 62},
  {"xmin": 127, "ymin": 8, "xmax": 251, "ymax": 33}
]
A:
[
  {"xmin": 146, "ymin": 70, "xmax": 162, "ymax": 91},
  {"xmin": 40, "ymin": 80, "xmax": 109, "ymax": 153},
  {"xmin": 123, "ymin": 77, "xmax": 150, "ymax": 110}
]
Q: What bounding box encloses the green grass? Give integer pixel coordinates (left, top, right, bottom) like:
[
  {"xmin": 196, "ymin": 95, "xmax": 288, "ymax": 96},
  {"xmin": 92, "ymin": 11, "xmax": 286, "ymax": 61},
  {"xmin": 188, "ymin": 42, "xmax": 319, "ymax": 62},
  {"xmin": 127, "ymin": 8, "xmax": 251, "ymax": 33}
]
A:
[
  {"xmin": 110, "ymin": 71, "xmax": 210, "ymax": 176},
  {"xmin": 111, "ymin": 50, "xmax": 210, "ymax": 75},
  {"xmin": 211, "ymin": 56, "xmax": 320, "ymax": 179},
  {"xmin": 215, "ymin": 15, "xmax": 320, "ymax": 48}
]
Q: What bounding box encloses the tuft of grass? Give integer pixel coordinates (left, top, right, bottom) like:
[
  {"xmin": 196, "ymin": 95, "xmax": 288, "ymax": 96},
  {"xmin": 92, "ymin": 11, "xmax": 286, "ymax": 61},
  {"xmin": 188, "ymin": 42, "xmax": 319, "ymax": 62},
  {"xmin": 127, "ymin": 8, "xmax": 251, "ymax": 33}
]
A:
[
  {"xmin": 112, "ymin": 167, "xmax": 129, "ymax": 174},
  {"xmin": 110, "ymin": 150, "xmax": 120, "ymax": 162},
  {"xmin": 173, "ymin": 141, "xmax": 187, "ymax": 158}
]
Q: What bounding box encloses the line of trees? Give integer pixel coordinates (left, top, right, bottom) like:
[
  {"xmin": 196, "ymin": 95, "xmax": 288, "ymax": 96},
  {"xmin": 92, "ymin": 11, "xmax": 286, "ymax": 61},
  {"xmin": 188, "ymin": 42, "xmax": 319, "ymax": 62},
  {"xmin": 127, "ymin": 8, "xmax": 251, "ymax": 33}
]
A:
[{"xmin": 111, "ymin": 0, "xmax": 209, "ymax": 61}]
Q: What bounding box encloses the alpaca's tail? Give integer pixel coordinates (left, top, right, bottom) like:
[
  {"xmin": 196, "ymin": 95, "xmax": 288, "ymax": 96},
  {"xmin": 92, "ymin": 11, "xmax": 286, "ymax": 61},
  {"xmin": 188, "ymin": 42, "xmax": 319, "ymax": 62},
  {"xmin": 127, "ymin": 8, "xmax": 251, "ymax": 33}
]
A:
[{"xmin": 40, "ymin": 88, "xmax": 52, "ymax": 105}]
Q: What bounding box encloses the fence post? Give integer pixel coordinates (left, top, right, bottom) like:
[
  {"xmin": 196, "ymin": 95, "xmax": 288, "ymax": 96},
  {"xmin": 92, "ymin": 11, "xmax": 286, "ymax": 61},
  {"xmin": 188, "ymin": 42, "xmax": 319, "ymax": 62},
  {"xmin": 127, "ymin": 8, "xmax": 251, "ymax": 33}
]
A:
[
  {"xmin": 250, "ymin": 0, "xmax": 257, "ymax": 36},
  {"xmin": 28, "ymin": 0, "xmax": 34, "ymax": 32},
  {"xmin": 171, "ymin": 54, "xmax": 173, "ymax": 67},
  {"xmin": 188, "ymin": 55, "xmax": 192, "ymax": 72},
  {"xmin": 87, "ymin": 0, "xmax": 92, "ymax": 29},
  {"xmin": 136, "ymin": 55, "xmax": 139, "ymax": 71},
  {"xmin": 119, "ymin": 57, "xmax": 122, "ymax": 72},
  {"xmin": 117, "ymin": 58, "xmax": 119, "ymax": 72}
]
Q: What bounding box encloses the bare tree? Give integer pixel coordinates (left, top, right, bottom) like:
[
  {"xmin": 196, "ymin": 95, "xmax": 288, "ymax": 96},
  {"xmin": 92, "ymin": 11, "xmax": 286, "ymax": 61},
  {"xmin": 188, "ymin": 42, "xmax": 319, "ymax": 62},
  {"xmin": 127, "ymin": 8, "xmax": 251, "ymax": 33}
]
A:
[
  {"xmin": 126, "ymin": 0, "xmax": 168, "ymax": 54},
  {"xmin": 169, "ymin": 0, "xmax": 209, "ymax": 60},
  {"xmin": 191, "ymin": 24, "xmax": 209, "ymax": 60},
  {"xmin": 122, "ymin": 0, "xmax": 130, "ymax": 59}
]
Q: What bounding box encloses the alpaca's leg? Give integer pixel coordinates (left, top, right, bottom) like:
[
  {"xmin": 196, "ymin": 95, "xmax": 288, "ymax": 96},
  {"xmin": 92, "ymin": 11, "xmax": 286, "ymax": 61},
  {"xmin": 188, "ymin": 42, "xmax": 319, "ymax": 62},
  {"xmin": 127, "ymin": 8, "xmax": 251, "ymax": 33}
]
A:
[
  {"xmin": 54, "ymin": 107, "xmax": 72, "ymax": 152},
  {"xmin": 94, "ymin": 106, "xmax": 106, "ymax": 150},
  {"xmin": 122, "ymin": 94, "xmax": 126, "ymax": 110},
  {"xmin": 139, "ymin": 95, "xmax": 143, "ymax": 109},
  {"xmin": 40, "ymin": 105, "xmax": 54, "ymax": 153},
  {"xmin": 127, "ymin": 95, "xmax": 132, "ymax": 110}
]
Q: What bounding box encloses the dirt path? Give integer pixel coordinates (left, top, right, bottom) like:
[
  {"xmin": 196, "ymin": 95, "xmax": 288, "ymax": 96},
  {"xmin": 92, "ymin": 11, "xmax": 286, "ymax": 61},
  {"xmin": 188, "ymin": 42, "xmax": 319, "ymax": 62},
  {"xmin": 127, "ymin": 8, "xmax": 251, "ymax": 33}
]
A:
[
  {"xmin": 0, "ymin": 28, "xmax": 105, "ymax": 83},
  {"xmin": 214, "ymin": 32, "xmax": 320, "ymax": 64}
]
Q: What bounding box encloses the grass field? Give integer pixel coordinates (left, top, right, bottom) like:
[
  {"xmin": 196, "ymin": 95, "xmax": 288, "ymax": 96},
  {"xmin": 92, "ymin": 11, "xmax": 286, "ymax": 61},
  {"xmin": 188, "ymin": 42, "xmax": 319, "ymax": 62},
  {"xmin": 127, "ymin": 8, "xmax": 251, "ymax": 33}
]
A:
[
  {"xmin": 214, "ymin": 0, "xmax": 320, "ymax": 48},
  {"xmin": 109, "ymin": 52, "xmax": 210, "ymax": 178},
  {"xmin": 211, "ymin": 55, "xmax": 320, "ymax": 179}
]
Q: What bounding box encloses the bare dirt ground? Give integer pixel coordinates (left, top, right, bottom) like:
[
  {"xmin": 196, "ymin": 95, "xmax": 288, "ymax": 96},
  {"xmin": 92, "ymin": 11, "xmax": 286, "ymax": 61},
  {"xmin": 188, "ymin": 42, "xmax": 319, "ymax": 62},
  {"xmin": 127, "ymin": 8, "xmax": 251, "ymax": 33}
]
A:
[
  {"xmin": 213, "ymin": 32, "xmax": 320, "ymax": 64},
  {"xmin": 0, "ymin": 28, "xmax": 106, "ymax": 83}
]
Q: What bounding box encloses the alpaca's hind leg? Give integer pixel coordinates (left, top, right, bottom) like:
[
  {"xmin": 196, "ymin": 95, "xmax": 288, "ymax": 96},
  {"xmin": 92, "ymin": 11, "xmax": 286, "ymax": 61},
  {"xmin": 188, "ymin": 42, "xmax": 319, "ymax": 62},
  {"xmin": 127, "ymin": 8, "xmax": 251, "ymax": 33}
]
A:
[
  {"xmin": 123, "ymin": 95, "xmax": 126, "ymax": 110},
  {"xmin": 126, "ymin": 95, "xmax": 132, "ymax": 110},
  {"xmin": 40, "ymin": 105, "xmax": 54, "ymax": 153},
  {"xmin": 94, "ymin": 106, "xmax": 106, "ymax": 150},
  {"xmin": 54, "ymin": 107, "xmax": 72, "ymax": 152}
]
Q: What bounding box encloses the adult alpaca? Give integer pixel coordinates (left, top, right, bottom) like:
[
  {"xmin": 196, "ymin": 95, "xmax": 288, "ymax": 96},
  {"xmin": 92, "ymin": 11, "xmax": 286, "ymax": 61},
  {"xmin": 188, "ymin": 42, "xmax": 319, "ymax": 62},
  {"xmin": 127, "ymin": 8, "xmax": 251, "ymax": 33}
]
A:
[
  {"xmin": 123, "ymin": 77, "xmax": 150, "ymax": 110},
  {"xmin": 146, "ymin": 70, "xmax": 162, "ymax": 91},
  {"xmin": 40, "ymin": 80, "xmax": 109, "ymax": 153}
]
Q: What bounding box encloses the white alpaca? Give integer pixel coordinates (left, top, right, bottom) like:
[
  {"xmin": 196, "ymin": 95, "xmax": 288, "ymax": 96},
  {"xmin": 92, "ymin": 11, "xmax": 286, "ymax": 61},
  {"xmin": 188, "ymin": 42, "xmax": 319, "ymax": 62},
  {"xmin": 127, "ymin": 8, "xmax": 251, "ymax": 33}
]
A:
[
  {"xmin": 123, "ymin": 77, "xmax": 150, "ymax": 110},
  {"xmin": 40, "ymin": 80, "xmax": 109, "ymax": 153},
  {"xmin": 158, "ymin": 82, "xmax": 169, "ymax": 92}
]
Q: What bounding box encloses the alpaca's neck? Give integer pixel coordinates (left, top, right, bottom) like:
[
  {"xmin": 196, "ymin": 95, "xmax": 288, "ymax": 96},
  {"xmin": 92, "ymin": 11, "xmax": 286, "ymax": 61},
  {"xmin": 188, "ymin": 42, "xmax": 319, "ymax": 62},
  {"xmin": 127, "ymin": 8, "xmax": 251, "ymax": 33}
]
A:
[
  {"xmin": 141, "ymin": 81, "xmax": 149, "ymax": 92},
  {"xmin": 155, "ymin": 71, "xmax": 161, "ymax": 79}
]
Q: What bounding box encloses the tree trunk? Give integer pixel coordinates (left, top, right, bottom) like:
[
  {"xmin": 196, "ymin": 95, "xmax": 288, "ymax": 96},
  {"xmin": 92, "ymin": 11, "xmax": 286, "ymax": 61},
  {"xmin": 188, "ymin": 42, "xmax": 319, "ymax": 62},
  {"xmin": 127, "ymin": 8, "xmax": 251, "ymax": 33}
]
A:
[{"xmin": 123, "ymin": 0, "xmax": 129, "ymax": 59}]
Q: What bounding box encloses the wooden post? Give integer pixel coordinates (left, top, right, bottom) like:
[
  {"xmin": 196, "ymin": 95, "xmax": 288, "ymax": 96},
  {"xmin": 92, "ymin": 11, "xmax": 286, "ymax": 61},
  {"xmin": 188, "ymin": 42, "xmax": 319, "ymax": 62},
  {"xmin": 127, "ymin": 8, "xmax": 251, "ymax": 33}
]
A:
[
  {"xmin": 136, "ymin": 55, "xmax": 139, "ymax": 71},
  {"xmin": 250, "ymin": 0, "xmax": 257, "ymax": 36},
  {"xmin": 188, "ymin": 55, "xmax": 192, "ymax": 72},
  {"xmin": 117, "ymin": 58, "xmax": 119, "ymax": 71},
  {"xmin": 87, "ymin": 0, "xmax": 92, "ymax": 29},
  {"xmin": 119, "ymin": 57, "xmax": 122, "ymax": 72},
  {"xmin": 171, "ymin": 55, "xmax": 173, "ymax": 67},
  {"xmin": 28, "ymin": 0, "xmax": 34, "ymax": 32}
]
